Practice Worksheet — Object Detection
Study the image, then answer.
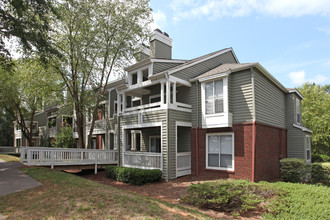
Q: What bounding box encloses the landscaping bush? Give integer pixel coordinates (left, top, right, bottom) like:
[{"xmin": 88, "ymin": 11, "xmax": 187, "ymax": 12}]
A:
[
  {"xmin": 311, "ymin": 163, "xmax": 330, "ymax": 186},
  {"xmin": 105, "ymin": 165, "xmax": 162, "ymax": 185},
  {"xmin": 280, "ymin": 158, "xmax": 309, "ymax": 183},
  {"xmin": 312, "ymin": 154, "xmax": 330, "ymax": 163},
  {"xmin": 181, "ymin": 180, "xmax": 278, "ymax": 216}
]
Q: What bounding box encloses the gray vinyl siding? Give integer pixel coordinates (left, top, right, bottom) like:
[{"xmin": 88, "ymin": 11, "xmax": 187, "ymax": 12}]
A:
[
  {"xmin": 150, "ymin": 40, "xmax": 172, "ymax": 59},
  {"xmin": 168, "ymin": 109, "xmax": 191, "ymax": 179},
  {"xmin": 230, "ymin": 70, "xmax": 254, "ymax": 123},
  {"xmin": 285, "ymin": 93, "xmax": 306, "ymax": 159},
  {"xmin": 35, "ymin": 111, "xmax": 48, "ymax": 127},
  {"xmin": 254, "ymin": 69, "xmax": 286, "ymax": 128},
  {"xmin": 153, "ymin": 62, "xmax": 182, "ymax": 74},
  {"xmin": 176, "ymin": 83, "xmax": 201, "ymax": 127},
  {"xmin": 172, "ymin": 51, "xmax": 237, "ymax": 81}
]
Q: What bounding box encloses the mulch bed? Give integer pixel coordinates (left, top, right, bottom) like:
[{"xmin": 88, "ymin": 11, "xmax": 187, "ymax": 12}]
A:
[{"xmin": 73, "ymin": 169, "xmax": 263, "ymax": 220}]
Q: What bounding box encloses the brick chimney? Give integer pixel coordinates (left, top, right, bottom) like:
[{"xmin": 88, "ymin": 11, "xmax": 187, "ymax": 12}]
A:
[{"xmin": 150, "ymin": 29, "xmax": 172, "ymax": 59}]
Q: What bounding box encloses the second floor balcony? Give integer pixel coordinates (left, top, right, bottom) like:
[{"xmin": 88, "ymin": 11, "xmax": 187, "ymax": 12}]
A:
[{"xmin": 116, "ymin": 75, "xmax": 192, "ymax": 116}]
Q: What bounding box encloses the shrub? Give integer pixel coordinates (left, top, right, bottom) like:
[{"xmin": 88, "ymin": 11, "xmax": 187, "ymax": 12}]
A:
[
  {"xmin": 105, "ymin": 165, "xmax": 162, "ymax": 185},
  {"xmin": 280, "ymin": 158, "xmax": 308, "ymax": 183},
  {"xmin": 181, "ymin": 180, "xmax": 278, "ymax": 215},
  {"xmin": 53, "ymin": 125, "xmax": 75, "ymax": 148},
  {"xmin": 312, "ymin": 154, "xmax": 330, "ymax": 163},
  {"xmin": 311, "ymin": 163, "xmax": 330, "ymax": 186}
]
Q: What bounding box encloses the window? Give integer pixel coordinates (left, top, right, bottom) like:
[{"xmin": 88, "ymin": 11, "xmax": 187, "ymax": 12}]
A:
[
  {"xmin": 109, "ymin": 133, "xmax": 114, "ymax": 150},
  {"xmin": 206, "ymin": 133, "xmax": 234, "ymax": 171},
  {"xmin": 149, "ymin": 136, "xmax": 161, "ymax": 153},
  {"xmin": 306, "ymin": 135, "xmax": 311, "ymax": 162},
  {"xmin": 131, "ymin": 73, "xmax": 138, "ymax": 85},
  {"xmin": 142, "ymin": 69, "xmax": 148, "ymax": 82},
  {"xmin": 205, "ymin": 80, "xmax": 223, "ymax": 114},
  {"xmin": 296, "ymin": 98, "xmax": 301, "ymax": 124}
]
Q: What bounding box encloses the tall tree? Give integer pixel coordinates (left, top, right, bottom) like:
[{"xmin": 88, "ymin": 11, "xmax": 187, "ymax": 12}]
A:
[
  {"xmin": 0, "ymin": 108, "xmax": 14, "ymax": 146},
  {"xmin": 0, "ymin": 58, "xmax": 63, "ymax": 146},
  {"xmin": 0, "ymin": 0, "xmax": 59, "ymax": 63},
  {"xmin": 50, "ymin": 0, "xmax": 151, "ymax": 148},
  {"xmin": 298, "ymin": 83, "xmax": 330, "ymax": 155}
]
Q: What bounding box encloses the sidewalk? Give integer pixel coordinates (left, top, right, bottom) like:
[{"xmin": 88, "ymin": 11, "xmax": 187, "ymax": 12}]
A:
[{"xmin": 0, "ymin": 159, "xmax": 41, "ymax": 196}]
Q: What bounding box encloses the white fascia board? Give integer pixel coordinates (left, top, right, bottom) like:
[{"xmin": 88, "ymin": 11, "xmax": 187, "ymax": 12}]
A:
[
  {"xmin": 197, "ymin": 72, "xmax": 230, "ymax": 82},
  {"xmin": 288, "ymin": 89, "xmax": 304, "ymax": 99},
  {"xmin": 142, "ymin": 47, "xmax": 150, "ymax": 55},
  {"xmin": 168, "ymin": 75, "xmax": 191, "ymax": 87},
  {"xmin": 118, "ymin": 78, "xmax": 167, "ymax": 94},
  {"xmin": 123, "ymin": 122, "xmax": 162, "ymax": 129},
  {"xmin": 168, "ymin": 48, "xmax": 232, "ymax": 75},
  {"xmin": 293, "ymin": 123, "xmax": 313, "ymax": 133},
  {"xmin": 150, "ymin": 58, "xmax": 186, "ymax": 63},
  {"xmin": 254, "ymin": 63, "xmax": 288, "ymax": 93}
]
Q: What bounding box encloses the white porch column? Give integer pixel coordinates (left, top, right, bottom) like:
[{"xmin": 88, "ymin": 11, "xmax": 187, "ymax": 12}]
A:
[
  {"xmin": 160, "ymin": 82, "xmax": 165, "ymax": 105},
  {"xmin": 173, "ymin": 82, "xmax": 176, "ymax": 104},
  {"xmin": 131, "ymin": 131, "xmax": 136, "ymax": 151},
  {"xmin": 166, "ymin": 81, "xmax": 171, "ymax": 105},
  {"xmin": 137, "ymin": 70, "xmax": 142, "ymax": 85},
  {"xmin": 122, "ymin": 93, "xmax": 126, "ymax": 112}
]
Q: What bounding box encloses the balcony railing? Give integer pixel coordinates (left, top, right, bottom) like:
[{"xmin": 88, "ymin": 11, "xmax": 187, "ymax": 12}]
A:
[
  {"xmin": 20, "ymin": 147, "xmax": 118, "ymax": 173},
  {"xmin": 123, "ymin": 151, "xmax": 162, "ymax": 170},
  {"xmin": 123, "ymin": 101, "xmax": 192, "ymax": 114}
]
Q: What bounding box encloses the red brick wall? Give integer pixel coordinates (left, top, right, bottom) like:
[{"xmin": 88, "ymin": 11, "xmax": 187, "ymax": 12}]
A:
[
  {"xmin": 255, "ymin": 123, "xmax": 287, "ymax": 181},
  {"xmin": 191, "ymin": 123, "xmax": 253, "ymax": 181},
  {"xmin": 190, "ymin": 122, "xmax": 287, "ymax": 182}
]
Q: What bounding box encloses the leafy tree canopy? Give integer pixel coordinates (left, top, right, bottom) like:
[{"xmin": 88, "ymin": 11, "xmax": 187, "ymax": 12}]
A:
[
  {"xmin": 0, "ymin": 0, "xmax": 59, "ymax": 62},
  {"xmin": 298, "ymin": 83, "xmax": 330, "ymax": 155}
]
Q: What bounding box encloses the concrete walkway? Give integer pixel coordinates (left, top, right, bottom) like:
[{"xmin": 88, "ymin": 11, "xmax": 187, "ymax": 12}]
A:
[{"xmin": 0, "ymin": 159, "xmax": 41, "ymax": 197}]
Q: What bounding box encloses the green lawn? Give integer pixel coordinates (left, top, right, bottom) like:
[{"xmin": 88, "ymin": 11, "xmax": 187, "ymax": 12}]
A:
[
  {"xmin": 0, "ymin": 167, "xmax": 209, "ymax": 219},
  {"xmin": 262, "ymin": 181, "xmax": 330, "ymax": 219},
  {"xmin": 0, "ymin": 154, "xmax": 20, "ymax": 162}
]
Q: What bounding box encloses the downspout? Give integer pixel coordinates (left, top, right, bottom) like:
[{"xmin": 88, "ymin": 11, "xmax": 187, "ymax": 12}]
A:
[
  {"xmin": 251, "ymin": 68, "xmax": 256, "ymax": 182},
  {"xmin": 195, "ymin": 81, "xmax": 199, "ymax": 176}
]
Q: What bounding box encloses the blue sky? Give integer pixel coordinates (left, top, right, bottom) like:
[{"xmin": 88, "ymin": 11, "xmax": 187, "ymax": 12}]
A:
[{"xmin": 149, "ymin": 0, "xmax": 330, "ymax": 88}]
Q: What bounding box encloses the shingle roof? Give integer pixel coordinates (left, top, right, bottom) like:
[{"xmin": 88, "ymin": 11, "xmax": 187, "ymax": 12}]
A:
[{"xmin": 192, "ymin": 63, "xmax": 257, "ymax": 81}]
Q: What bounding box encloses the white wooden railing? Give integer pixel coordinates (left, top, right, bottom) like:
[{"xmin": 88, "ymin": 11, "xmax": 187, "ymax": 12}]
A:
[
  {"xmin": 177, "ymin": 152, "xmax": 191, "ymax": 177},
  {"xmin": 20, "ymin": 147, "xmax": 118, "ymax": 173},
  {"xmin": 123, "ymin": 151, "xmax": 162, "ymax": 170},
  {"xmin": 124, "ymin": 102, "xmax": 161, "ymax": 113}
]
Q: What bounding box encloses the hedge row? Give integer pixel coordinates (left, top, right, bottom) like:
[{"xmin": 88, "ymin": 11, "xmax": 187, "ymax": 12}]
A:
[
  {"xmin": 105, "ymin": 165, "xmax": 162, "ymax": 185},
  {"xmin": 312, "ymin": 154, "xmax": 330, "ymax": 163},
  {"xmin": 280, "ymin": 158, "xmax": 330, "ymax": 185}
]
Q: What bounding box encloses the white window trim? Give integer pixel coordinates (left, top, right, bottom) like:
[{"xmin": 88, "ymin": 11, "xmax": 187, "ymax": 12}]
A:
[
  {"xmin": 206, "ymin": 132, "xmax": 235, "ymax": 171},
  {"xmin": 201, "ymin": 77, "xmax": 230, "ymax": 128},
  {"xmin": 149, "ymin": 135, "xmax": 161, "ymax": 153}
]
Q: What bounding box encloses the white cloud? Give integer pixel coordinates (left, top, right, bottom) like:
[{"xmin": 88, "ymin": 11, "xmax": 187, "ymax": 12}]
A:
[
  {"xmin": 170, "ymin": 0, "xmax": 330, "ymax": 22},
  {"xmin": 317, "ymin": 27, "xmax": 330, "ymax": 35},
  {"xmin": 289, "ymin": 70, "xmax": 306, "ymax": 85},
  {"xmin": 150, "ymin": 10, "xmax": 167, "ymax": 31},
  {"xmin": 289, "ymin": 70, "xmax": 329, "ymax": 85}
]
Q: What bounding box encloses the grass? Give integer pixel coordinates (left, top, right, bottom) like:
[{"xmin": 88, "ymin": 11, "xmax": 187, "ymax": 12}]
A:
[
  {"xmin": 262, "ymin": 181, "xmax": 330, "ymax": 219},
  {"xmin": 0, "ymin": 167, "xmax": 209, "ymax": 219},
  {"xmin": 181, "ymin": 179, "xmax": 330, "ymax": 219},
  {"xmin": 0, "ymin": 154, "xmax": 20, "ymax": 162}
]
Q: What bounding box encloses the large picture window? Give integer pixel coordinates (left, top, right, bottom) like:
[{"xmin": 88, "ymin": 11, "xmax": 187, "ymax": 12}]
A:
[
  {"xmin": 205, "ymin": 79, "xmax": 223, "ymax": 114},
  {"xmin": 206, "ymin": 133, "xmax": 234, "ymax": 171}
]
